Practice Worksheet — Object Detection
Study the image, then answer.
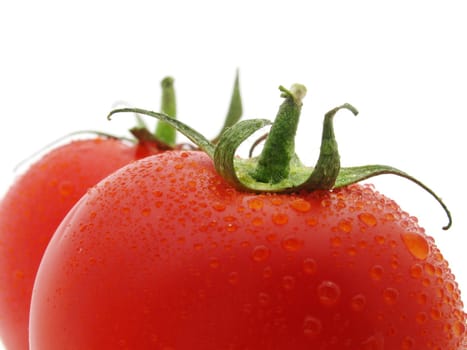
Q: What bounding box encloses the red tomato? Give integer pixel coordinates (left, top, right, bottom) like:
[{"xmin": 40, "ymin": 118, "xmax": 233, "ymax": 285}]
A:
[
  {"xmin": 29, "ymin": 151, "xmax": 466, "ymax": 349},
  {"xmin": 0, "ymin": 138, "xmax": 159, "ymax": 350}
]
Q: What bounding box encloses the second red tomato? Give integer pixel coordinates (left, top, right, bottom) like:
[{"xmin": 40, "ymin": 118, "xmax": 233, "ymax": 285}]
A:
[{"xmin": 0, "ymin": 138, "xmax": 158, "ymax": 350}]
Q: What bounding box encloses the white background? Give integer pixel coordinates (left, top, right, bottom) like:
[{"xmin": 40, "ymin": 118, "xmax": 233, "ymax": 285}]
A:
[{"xmin": 1, "ymin": 1, "xmax": 466, "ymax": 349}]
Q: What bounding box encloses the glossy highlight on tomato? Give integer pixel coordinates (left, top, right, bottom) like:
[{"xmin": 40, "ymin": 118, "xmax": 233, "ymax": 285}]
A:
[
  {"xmin": 29, "ymin": 151, "xmax": 466, "ymax": 349},
  {"xmin": 0, "ymin": 138, "xmax": 159, "ymax": 350}
]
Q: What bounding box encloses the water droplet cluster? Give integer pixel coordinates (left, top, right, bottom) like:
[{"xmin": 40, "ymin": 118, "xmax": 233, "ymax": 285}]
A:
[{"xmin": 39, "ymin": 151, "xmax": 466, "ymax": 349}]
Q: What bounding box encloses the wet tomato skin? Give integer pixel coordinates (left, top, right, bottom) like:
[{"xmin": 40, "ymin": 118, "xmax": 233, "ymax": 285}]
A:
[
  {"xmin": 30, "ymin": 151, "xmax": 466, "ymax": 349},
  {"xmin": 0, "ymin": 138, "xmax": 159, "ymax": 350}
]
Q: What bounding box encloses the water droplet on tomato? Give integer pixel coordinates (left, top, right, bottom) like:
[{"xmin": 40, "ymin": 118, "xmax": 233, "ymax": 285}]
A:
[
  {"xmin": 382, "ymin": 287, "xmax": 399, "ymax": 305},
  {"xmin": 272, "ymin": 212, "xmax": 288, "ymax": 225},
  {"xmin": 350, "ymin": 294, "xmax": 366, "ymax": 312},
  {"xmin": 358, "ymin": 212, "xmax": 377, "ymax": 226},
  {"xmin": 306, "ymin": 217, "xmax": 318, "ymax": 227},
  {"xmin": 401, "ymin": 232, "xmax": 429, "ymax": 260},
  {"xmin": 270, "ymin": 197, "xmax": 282, "ymax": 206},
  {"xmin": 212, "ymin": 202, "xmax": 226, "ymax": 212},
  {"xmin": 317, "ymin": 280, "xmax": 341, "ymax": 306},
  {"xmin": 282, "ymin": 275, "xmax": 296, "ymax": 291},
  {"xmin": 360, "ymin": 333, "xmax": 384, "ymax": 350},
  {"xmin": 266, "ymin": 233, "xmax": 277, "ymax": 242},
  {"xmin": 281, "ymin": 235, "xmax": 303, "ymax": 252},
  {"xmin": 369, "ymin": 265, "xmax": 384, "ymax": 281},
  {"xmin": 303, "ymin": 315, "xmax": 322, "ymax": 338},
  {"xmin": 401, "ymin": 336, "xmax": 414, "ymax": 349},
  {"xmin": 224, "ymin": 215, "xmax": 236, "ymax": 222},
  {"xmin": 302, "ymin": 258, "xmax": 317, "ymax": 275},
  {"xmin": 430, "ymin": 307, "xmax": 441, "ymax": 320},
  {"xmin": 251, "ymin": 245, "xmax": 271, "ymax": 262},
  {"xmin": 424, "ymin": 262, "xmax": 435, "ymax": 276},
  {"xmin": 416, "ymin": 312, "xmax": 427, "ymax": 324},
  {"xmin": 347, "ymin": 246, "xmax": 357, "ymax": 256},
  {"xmin": 209, "ymin": 257, "xmax": 220, "ymax": 269},
  {"xmin": 193, "ymin": 242, "xmax": 203, "ymax": 250},
  {"xmin": 290, "ymin": 198, "xmax": 311, "ymax": 213},
  {"xmin": 415, "ymin": 292, "xmax": 427, "ymax": 305},
  {"xmin": 445, "ymin": 280, "xmax": 455, "ymax": 293},
  {"xmin": 225, "ymin": 223, "xmax": 238, "ymax": 232},
  {"xmin": 251, "ymin": 217, "xmax": 263, "ymax": 226},
  {"xmin": 390, "ymin": 257, "xmax": 399, "ymax": 270},
  {"xmin": 453, "ymin": 320, "xmax": 465, "ymax": 337},
  {"xmin": 247, "ymin": 197, "xmax": 264, "ymax": 210},
  {"xmin": 122, "ymin": 207, "xmax": 130, "ymax": 215},
  {"xmin": 336, "ymin": 199, "xmax": 346, "ymax": 209},
  {"xmin": 330, "ymin": 236, "xmax": 342, "ymax": 247},
  {"xmin": 357, "ymin": 240, "xmax": 368, "ymax": 248},
  {"xmin": 338, "ymin": 219, "xmax": 352, "ymax": 233},
  {"xmin": 59, "ymin": 181, "xmax": 74, "ymax": 196},
  {"xmin": 409, "ymin": 264, "xmax": 423, "ymax": 279},
  {"xmin": 240, "ymin": 240, "xmax": 250, "ymax": 248},
  {"xmin": 152, "ymin": 190, "xmax": 163, "ymax": 197},
  {"xmin": 258, "ymin": 292, "xmax": 271, "ymax": 306},
  {"xmin": 374, "ymin": 235, "xmax": 385, "ymax": 245}
]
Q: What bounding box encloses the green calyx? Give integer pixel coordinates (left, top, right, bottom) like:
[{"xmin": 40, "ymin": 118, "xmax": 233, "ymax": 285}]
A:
[
  {"xmin": 129, "ymin": 71, "xmax": 243, "ymax": 149},
  {"xmin": 108, "ymin": 83, "xmax": 452, "ymax": 230}
]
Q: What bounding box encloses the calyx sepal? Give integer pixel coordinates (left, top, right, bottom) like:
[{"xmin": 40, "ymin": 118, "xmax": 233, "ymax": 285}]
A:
[{"xmin": 107, "ymin": 84, "xmax": 452, "ymax": 230}]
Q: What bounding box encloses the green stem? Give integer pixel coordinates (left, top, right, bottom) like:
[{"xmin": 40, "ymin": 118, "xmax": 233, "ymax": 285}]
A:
[
  {"xmin": 154, "ymin": 77, "xmax": 177, "ymax": 146},
  {"xmin": 251, "ymin": 84, "xmax": 306, "ymax": 183}
]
